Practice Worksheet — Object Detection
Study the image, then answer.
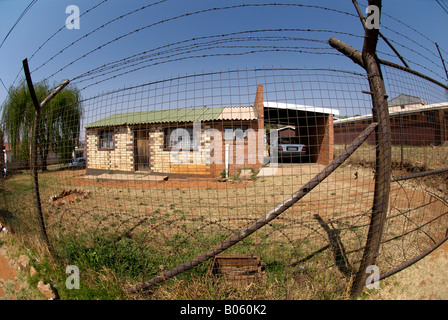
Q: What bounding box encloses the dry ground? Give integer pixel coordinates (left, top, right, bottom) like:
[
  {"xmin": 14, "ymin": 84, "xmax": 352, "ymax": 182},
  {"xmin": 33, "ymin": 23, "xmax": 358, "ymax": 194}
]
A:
[
  {"xmin": 1, "ymin": 229, "xmax": 447, "ymax": 300},
  {"xmin": 364, "ymin": 239, "xmax": 448, "ymax": 300},
  {"xmin": 1, "ymin": 159, "xmax": 447, "ymax": 300},
  {"xmin": 0, "ymin": 232, "xmax": 44, "ymax": 300}
]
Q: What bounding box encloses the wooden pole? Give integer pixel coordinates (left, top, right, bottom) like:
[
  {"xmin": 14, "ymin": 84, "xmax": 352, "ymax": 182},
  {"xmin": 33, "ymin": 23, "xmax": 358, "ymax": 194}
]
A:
[
  {"xmin": 22, "ymin": 58, "xmax": 69, "ymax": 256},
  {"xmin": 23, "ymin": 58, "xmax": 52, "ymax": 255},
  {"xmin": 352, "ymin": 0, "xmax": 409, "ymax": 68},
  {"xmin": 330, "ymin": 0, "xmax": 392, "ymax": 298}
]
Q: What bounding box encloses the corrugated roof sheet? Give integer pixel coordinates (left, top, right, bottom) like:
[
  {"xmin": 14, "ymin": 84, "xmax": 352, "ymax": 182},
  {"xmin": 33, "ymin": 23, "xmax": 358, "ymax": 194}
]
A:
[
  {"xmin": 333, "ymin": 101, "xmax": 448, "ymax": 124},
  {"xmin": 388, "ymin": 94, "xmax": 427, "ymax": 107},
  {"xmin": 217, "ymin": 106, "xmax": 258, "ymax": 120},
  {"xmin": 85, "ymin": 107, "xmax": 228, "ymax": 128},
  {"xmin": 264, "ymin": 102, "xmax": 340, "ymax": 116}
]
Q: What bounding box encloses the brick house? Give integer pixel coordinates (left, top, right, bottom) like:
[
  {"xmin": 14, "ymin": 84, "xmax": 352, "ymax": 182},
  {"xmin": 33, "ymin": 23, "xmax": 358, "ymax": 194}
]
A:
[
  {"xmin": 85, "ymin": 86, "xmax": 267, "ymax": 178},
  {"xmin": 272, "ymin": 126, "xmax": 297, "ymax": 138},
  {"xmin": 85, "ymin": 85, "xmax": 338, "ymax": 178},
  {"xmin": 334, "ymin": 95, "xmax": 448, "ymax": 146}
]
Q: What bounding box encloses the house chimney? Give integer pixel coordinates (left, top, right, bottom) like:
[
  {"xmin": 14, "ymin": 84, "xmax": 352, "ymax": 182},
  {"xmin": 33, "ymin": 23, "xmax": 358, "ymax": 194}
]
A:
[{"xmin": 254, "ymin": 84, "xmax": 264, "ymax": 128}]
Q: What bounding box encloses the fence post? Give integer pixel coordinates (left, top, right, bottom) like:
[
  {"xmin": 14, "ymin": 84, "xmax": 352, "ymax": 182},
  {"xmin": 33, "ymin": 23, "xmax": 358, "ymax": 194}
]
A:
[
  {"xmin": 352, "ymin": 47, "xmax": 391, "ymax": 299},
  {"xmin": 330, "ymin": 0, "xmax": 392, "ymax": 298},
  {"xmin": 353, "ymin": 0, "xmax": 392, "ymax": 298},
  {"xmin": 22, "ymin": 58, "xmax": 69, "ymax": 256}
]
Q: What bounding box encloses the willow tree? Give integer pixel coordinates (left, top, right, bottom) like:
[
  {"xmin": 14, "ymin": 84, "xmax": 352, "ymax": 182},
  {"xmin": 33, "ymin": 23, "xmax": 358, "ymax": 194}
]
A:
[{"xmin": 2, "ymin": 81, "xmax": 82, "ymax": 170}]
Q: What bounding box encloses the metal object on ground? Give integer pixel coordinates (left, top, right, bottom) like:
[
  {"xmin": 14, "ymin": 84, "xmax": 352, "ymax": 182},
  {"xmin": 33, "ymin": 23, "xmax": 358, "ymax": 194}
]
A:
[{"xmin": 209, "ymin": 254, "xmax": 265, "ymax": 282}]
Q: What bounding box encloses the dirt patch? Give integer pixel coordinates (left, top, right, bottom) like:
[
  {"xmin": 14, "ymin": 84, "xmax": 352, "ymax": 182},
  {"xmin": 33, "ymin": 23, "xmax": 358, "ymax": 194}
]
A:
[
  {"xmin": 0, "ymin": 255, "xmax": 16, "ymax": 281},
  {"xmin": 0, "ymin": 233, "xmax": 46, "ymax": 300},
  {"xmin": 0, "ymin": 241, "xmax": 19, "ymax": 300},
  {"xmin": 50, "ymin": 189, "xmax": 90, "ymax": 206},
  {"xmin": 365, "ymin": 239, "xmax": 448, "ymax": 300},
  {"xmin": 6, "ymin": 164, "xmax": 447, "ymax": 299},
  {"xmin": 65, "ymin": 176, "xmax": 254, "ymax": 189}
]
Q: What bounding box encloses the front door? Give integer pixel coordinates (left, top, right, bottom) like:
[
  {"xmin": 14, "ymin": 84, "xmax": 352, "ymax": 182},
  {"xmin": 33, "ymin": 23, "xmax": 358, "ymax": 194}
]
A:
[{"xmin": 134, "ymin": 129, "xmax": 150, "ymax": 171}]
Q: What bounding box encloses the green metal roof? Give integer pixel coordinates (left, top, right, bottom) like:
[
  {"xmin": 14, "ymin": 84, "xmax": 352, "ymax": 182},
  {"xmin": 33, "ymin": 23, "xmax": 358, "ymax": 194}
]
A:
[{"xmin": 85, "ymin": 107, "xmax": 225, "ymax": 128}]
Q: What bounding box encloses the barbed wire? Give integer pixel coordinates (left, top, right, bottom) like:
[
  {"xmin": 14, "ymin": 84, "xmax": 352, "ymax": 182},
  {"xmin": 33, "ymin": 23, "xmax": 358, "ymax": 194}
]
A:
[
  {"xmin": 37, "ymin": 3, "xmax": 358, "ymax": 84},
  {"xmin": 10, "ymin": 0, "xmax": 110, "ymax": 89},
  {"xmin": 356, "ymin": 1, "xmax": 448, "ymax": 80},
  {"xmin": 73, "ymin": 28, "xmax": 361, "ymax": 80},
  {"xmin": 1, "ymin": 1, "xmax": 448, "ymax": 298},
  {"xmin": 3, "ymin": 1, "xmax": 443, "ymax": 98},
  {"xmin": 31, "ymin": 0, "xmax": 169, "ymax": 77}
]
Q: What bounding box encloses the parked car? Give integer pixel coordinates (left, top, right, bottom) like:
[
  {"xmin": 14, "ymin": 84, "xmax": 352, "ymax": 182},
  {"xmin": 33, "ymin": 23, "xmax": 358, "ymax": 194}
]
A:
[
  {"xmin": 276, "ymin": 137, "xmax": 307, "ymax": 162},
  {"xmin": 68, "ymin": 157, "xmax": 86, "ymax": 168}
]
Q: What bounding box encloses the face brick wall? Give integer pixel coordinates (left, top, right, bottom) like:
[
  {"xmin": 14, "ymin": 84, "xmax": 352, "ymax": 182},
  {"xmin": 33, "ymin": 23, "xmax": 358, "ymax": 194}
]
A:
[{"xmin": 86, "ymin": 127, "xmax": 134, "ymax": 171}]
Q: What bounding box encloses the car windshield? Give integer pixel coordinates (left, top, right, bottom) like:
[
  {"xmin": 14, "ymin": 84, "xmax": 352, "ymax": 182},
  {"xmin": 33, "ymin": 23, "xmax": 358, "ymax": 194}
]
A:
[{"xmin": 278, "ymin": 137, "xmax": 300, "ymax": 144}]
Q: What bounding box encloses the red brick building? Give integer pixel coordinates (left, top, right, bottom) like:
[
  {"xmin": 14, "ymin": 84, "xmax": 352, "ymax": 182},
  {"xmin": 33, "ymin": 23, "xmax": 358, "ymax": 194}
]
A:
[{"xmin": 334, "ymin": 95, "xmax": 448, "ymax": 146}]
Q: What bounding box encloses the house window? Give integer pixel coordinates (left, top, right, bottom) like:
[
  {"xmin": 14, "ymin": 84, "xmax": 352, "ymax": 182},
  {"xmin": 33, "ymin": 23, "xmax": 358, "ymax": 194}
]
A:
[
  {"xmin": 224, "ymin": 125, "xmax": 248, "ymax": 141},
  {"xmin": 426, "ymin": 111, "xmax": 437, "ymax": 123},
  {"xmin": 99, "ymin": 130, "xmax": 114, "ymax": 149},
  {"xmin": 164, "ymin": 127, "xmax": 196, "ymax": 149}
]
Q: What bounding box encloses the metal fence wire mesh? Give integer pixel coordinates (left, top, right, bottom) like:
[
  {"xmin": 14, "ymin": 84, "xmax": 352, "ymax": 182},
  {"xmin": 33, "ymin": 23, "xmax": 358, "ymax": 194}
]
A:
[{"xmin": 0, "ymin": 0, "xmax": 447, "ymax": 300}]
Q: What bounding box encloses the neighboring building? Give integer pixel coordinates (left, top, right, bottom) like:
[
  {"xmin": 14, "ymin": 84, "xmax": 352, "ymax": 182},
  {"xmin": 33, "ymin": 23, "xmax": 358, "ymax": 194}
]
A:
[
  {"xmin": 334, "ymin": 94, "xmax": 448, "ymax": 146},
  {"xmin": 272, "ymin": 125, "xmax": 297, "ymax": 138},
  {"xmin": 73, "ymin": 143, "xmax": 85, "ymax": 159},
  {"xmin": 2, "ymin": 142, "xmax": 60, "ymax": 171},
  {"xmin": 85, "ymin": 85, "xmax": 338, "ymax": 178}
]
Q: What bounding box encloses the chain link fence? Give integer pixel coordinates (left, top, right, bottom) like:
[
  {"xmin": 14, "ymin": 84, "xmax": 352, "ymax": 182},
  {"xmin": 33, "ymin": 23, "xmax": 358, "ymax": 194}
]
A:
[{"xmin": 1, "ymin": 0, "xmax": 447, "ymax": 300}]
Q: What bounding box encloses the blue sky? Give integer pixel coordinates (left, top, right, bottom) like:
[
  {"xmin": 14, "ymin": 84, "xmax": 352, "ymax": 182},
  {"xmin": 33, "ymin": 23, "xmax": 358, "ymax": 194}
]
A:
[{"xmin": 0, "ymin": 0, "xmax": 447, "ymax": 113}]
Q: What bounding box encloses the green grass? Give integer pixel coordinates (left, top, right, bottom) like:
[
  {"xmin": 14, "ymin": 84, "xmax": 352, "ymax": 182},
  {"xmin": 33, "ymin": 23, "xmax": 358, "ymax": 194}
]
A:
[{"xmin": 31, "ymin": 234, "xmax": 169, "ymax": 299}]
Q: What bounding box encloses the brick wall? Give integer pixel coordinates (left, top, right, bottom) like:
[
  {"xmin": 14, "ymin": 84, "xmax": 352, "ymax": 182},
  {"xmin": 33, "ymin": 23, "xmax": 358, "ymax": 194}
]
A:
[
  {"xmin": 301, "ymin": 114, "xmax": 334, "ymax": 165},
  {"xmin": 86, "ymin": 126, "xmax": 134, "ymax": 171},
  {"xmin": 334, "ymin": 109, "xmax": 448, "ymax": 147},
  {"xmin": 313, "ymin": 114, "xmax": 334, "ymax": 165},
  {"xmin": 211, "ymin": 121, "xmax": 265, "ymax": 177},
  {"xmin": 149, "ymin": 123, "xmax": 214, "ymax": 176},
  {"xmin": 211, "ymin": 85, "xmax": 265, "ymax": 177}
]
